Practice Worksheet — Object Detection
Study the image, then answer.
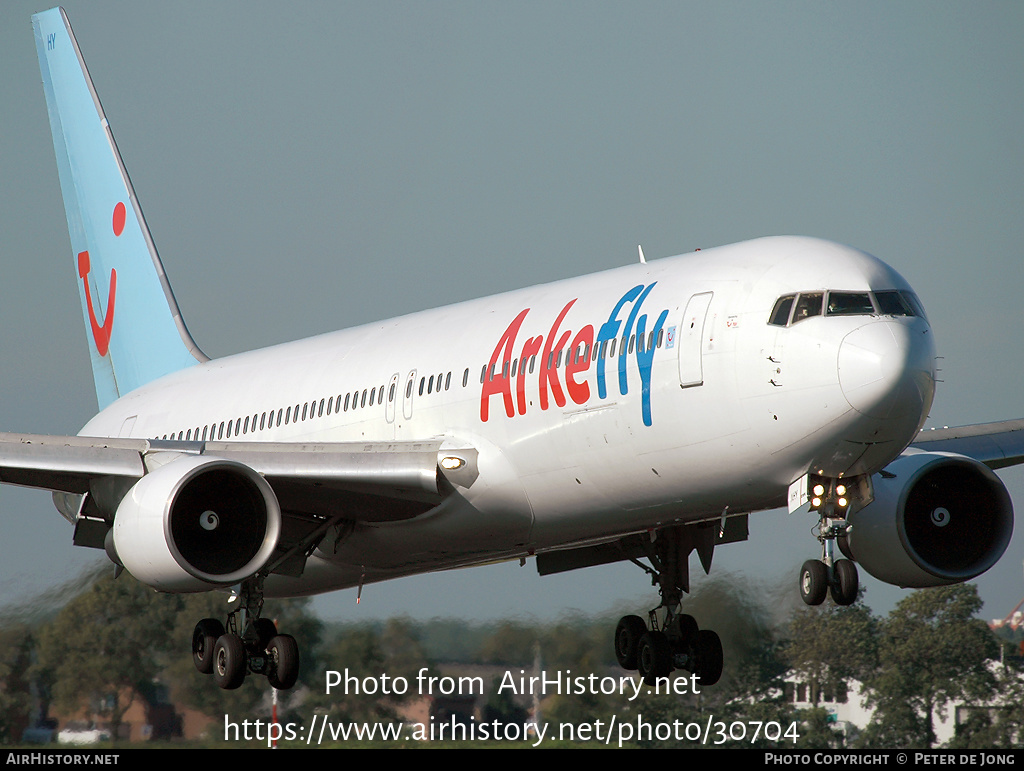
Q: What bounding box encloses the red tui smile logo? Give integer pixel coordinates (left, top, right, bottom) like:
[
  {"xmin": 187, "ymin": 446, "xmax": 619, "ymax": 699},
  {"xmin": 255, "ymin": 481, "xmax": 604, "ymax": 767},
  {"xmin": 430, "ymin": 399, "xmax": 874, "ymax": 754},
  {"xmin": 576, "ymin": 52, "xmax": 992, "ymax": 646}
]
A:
[{"xmin": 78, "ymin": 202, "xmax": 125, "ymax": 356}]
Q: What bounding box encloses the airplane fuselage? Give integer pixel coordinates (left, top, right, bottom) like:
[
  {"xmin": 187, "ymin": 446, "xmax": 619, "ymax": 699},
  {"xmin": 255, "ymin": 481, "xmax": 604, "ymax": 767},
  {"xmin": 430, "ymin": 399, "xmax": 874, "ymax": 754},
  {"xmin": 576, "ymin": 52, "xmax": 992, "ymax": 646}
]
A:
[{"xmin": 80, "ymin": 236, "xmax": 937, "ymax": 596}]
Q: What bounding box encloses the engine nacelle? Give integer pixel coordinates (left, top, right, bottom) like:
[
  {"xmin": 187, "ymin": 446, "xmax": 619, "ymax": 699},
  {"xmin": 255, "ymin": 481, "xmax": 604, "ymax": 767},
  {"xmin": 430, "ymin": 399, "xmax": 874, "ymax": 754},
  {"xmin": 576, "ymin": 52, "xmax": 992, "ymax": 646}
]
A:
[
  {"xmin": 843, "ymin": 451, "xmax": 1013, "ymax": 588},
  {"xmin": 111, "ymin": 456, "xmax": 281, "ymax": 592}
]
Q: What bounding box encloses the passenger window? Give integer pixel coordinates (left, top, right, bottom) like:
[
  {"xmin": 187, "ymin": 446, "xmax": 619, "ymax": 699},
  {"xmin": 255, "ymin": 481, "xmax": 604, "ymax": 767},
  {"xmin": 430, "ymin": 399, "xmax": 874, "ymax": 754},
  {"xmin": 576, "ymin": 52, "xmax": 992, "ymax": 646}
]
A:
[
  {"xmin": 445, "ymin": 372, "xmax": 451, "ymax": 390},
  {"xmin": 463, "ymin": 368, "xmax": 469, "ymax": 387},
  {"xmin": 792, "ymin": 293, "xmax": 823, "ymax": 323}
]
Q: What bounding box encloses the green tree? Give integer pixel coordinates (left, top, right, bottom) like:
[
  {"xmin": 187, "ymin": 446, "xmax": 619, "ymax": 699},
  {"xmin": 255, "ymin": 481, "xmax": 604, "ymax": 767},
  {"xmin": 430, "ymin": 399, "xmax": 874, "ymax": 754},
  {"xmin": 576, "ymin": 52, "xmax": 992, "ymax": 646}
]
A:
[
  {"xmin": 0, "ymin": 622, "xmax": 34, "ymax": 744},
  {"xmin": 35, "ymin": 572, "xmax": 182, "ymax": 743},
  {"xmin": 784, "ymin": 599, "xmax": 877, "ymax": 708},
  {"xmin": 311, "ymin": 622, "xmax": 425, "ymax": 723},
  {"xmin": 860, "ymin": 584, "xmax": 998, "ymax": 749},
  {"xmin": 478, "ymin": 622, "xmax": 538, "ymax": 666}
]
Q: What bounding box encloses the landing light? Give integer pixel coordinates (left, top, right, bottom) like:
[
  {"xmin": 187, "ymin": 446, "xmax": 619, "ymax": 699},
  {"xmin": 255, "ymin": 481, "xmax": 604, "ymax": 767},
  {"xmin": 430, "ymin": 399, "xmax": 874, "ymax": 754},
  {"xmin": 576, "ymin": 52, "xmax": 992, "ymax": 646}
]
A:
[
  {"xmin": 836, "ymin": 484, "xmax": 847, "ymax": 496},
  {"xmin": 838, "ymin": 497, "xmax": 848, "ymax": 508},
  {"xmin": 440, "ymin": 456, "xmax": 465, "ymax": 471},
  {"xmin": 813, "ymin": 484, "xmax": 825, "ymax": 496}
]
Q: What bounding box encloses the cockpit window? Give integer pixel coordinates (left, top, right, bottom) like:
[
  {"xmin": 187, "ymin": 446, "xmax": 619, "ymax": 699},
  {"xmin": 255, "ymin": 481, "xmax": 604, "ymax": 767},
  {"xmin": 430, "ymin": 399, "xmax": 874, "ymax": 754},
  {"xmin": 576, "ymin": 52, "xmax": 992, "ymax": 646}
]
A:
[
  {"xmin": 792, "ymin": 292, "xmax": 823, "ymax": 323},
  {"xmin": 768, "ymin": 295, "xmax": 795, "ymax": 326},
  {"xmin": 874, "ymin": 290, "xmax": 914, "ymax": 316},
  {"xmin": 827, "ymin": 292, "xmax": 874, "ymax": 316},
  {"xmin": 767, "ymin": 288, "xmax": 926, "ymax": 326},
  {"xmin": 877, "ymin": 289, "xmax": 927, "ymax": 319}
]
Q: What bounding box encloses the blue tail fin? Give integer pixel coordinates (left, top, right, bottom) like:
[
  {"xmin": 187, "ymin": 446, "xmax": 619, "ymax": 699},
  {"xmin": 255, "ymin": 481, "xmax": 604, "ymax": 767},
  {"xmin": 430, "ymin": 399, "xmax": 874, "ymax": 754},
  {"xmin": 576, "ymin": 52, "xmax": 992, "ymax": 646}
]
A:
[{"xmin": 33, "ymin": 7, "xmax": 207, "ymax": 409}]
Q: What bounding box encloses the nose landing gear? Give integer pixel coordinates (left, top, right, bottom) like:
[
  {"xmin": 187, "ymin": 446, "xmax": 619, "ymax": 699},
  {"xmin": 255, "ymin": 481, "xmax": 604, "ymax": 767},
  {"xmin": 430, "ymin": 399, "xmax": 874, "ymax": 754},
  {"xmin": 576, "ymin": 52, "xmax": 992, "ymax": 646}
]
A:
[{"xmin": 798, "ymin": 476, "xmax": 861, "ymax": 607}]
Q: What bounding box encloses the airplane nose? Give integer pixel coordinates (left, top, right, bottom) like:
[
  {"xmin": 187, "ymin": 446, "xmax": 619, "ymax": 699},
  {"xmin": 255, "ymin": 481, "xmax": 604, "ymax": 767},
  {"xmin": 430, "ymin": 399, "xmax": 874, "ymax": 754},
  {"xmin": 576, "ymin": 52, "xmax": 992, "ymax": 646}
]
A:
[{"xmin": 837, "ymin": 320, "xmax": 936, "ymax": 422}]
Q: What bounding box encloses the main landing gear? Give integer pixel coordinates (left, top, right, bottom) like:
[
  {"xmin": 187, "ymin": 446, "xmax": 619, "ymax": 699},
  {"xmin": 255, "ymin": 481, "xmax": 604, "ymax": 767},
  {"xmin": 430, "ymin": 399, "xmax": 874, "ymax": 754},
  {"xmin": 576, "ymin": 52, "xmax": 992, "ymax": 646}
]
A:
[
  {"xmin": 191, "ymin": 577, "xmax": 300, "ymax": 690},
  {"xmin": 798, "ymin": 478, "xmax": 859, "ymax": 607},
  {"xmin": 614, "ymin": 525, "xmax": 724, "ymax": 687}
]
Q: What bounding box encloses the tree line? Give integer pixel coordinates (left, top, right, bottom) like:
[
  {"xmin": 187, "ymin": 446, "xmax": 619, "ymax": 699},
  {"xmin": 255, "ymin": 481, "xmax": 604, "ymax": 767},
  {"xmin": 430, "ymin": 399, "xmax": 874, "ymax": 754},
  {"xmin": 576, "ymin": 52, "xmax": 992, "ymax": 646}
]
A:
[{"xmin": 0, "ymin": 566, "xmax": 1021, "ymax": 748}]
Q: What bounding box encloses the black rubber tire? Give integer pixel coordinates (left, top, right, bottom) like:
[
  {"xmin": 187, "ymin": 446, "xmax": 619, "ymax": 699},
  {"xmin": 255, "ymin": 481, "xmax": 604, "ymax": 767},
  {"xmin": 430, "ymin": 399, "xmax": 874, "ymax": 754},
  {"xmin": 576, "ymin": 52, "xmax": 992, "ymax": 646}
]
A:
[
  {"xmin": 830, "ymin": 559, "xmax": 859, "ymax": 606},
  {"xmin": 267, "ymin": 634, "xmax": 300, "ymax": 690},
  {"xmin": 213, "ymin": 633, "xmax": 247, "ymax": 690},
  {"xmin": 614, "ymin": 615, "xmax": 648, "ymax": 670},
  {"xmin": 637, "ymin": 631, "xmax": 672, "ymax": 686},
  {"xmin": 670, "ymin": 613, "xmax": 699, "ymax": 652},
  {"xmin": 800, "ymin": 559, "xmax": 828, "ymax": 606},
  {"xmin": 192, "ymin": 618, "xmax": 225, "ymax": 675},
  {"xmin": 253, "ymin": 618, "xmax": 278, "ymax": 650},
  {"xmin": 694, "ymin": 629, "xmax": 723, "ymax": 686}
]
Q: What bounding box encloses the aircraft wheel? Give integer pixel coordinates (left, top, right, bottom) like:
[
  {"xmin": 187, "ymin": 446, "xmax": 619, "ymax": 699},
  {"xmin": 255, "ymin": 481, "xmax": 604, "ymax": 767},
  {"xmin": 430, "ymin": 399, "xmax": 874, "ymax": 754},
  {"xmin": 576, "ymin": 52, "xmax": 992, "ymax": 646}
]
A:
[
  {"xmin": 669, "ymin": 613, "xmax": 699, "ymax": 652},
  {"xmin": 254, "ymin": 618, "xmax": 278, "ymax": 650},
  {"xmin": 267, "ymin": 634, "xmax": 300, "ymax": 690},
  {"xmin": 830, "ymin": 559, "xmax": 858, "ymax": 606},
  {"xmin": 192, "ymin": 618, "xmax": 225, "ymax": 675},
  {"xmin": 694, "ymin": 629, "xmax": 723, "ymax": 686},
  {"xmin": 637, "ymin": 631, "xmax": 672, "ymax": 686},
  {"xmin": 213, "ymin": 634, "xmax": 247, "ymax": 690},
  {"xmin": 799, "ymin": 560, "xmax": 828, "ymax": 606},
  {"xmin": 614, "ymin": 615, "xmax": 648, "ymax": 670}
]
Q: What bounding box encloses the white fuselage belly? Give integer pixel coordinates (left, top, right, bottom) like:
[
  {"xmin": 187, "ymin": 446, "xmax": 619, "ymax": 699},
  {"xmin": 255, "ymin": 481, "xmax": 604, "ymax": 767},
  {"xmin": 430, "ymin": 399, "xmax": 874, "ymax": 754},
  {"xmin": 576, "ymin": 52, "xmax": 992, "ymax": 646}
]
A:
[{"xmin": 80, "ymin": 237, "xmax": 936, "ymax": 597}]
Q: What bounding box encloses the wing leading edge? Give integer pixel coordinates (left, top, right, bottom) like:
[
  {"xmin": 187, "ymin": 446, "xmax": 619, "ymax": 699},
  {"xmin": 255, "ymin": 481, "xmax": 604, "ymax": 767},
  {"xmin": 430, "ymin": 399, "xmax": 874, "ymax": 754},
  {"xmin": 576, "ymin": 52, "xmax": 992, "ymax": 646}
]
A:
[
  {"xmin": 0, "ymin": 433, "xmax": 467, "ymax": 579},
  {"xmin": 910, "ymin": 419, "xmax": 1024, "ymax": 469}
]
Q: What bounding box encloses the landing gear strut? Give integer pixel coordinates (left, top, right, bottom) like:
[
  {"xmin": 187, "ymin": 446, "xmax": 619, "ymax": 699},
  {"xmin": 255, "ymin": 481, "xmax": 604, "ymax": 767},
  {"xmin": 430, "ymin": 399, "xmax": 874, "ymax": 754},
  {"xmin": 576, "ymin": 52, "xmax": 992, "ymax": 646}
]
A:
[
  {"xmin": 798, "ymin": 477, "xmax": 860, "ymax": 607},
  {"xmin": 614, "ymin": 525, "xmax": 724, "ymax": 687},
  {"xmin": 191, "ymin": 576, "xmax": 300, "ymax": 690}
]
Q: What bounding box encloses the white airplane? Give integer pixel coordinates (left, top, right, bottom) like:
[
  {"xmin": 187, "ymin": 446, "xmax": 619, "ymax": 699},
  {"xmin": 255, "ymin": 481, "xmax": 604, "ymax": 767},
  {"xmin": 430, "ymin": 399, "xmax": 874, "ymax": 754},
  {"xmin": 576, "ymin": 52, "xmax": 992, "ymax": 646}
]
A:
[{"xmin": 12, "ymin": 7, "xmax": 1017, "ymax": 691}]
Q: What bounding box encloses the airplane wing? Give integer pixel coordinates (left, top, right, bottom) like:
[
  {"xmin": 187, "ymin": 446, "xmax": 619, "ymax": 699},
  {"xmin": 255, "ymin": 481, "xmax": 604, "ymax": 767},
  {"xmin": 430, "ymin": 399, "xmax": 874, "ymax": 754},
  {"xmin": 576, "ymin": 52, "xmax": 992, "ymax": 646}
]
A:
[
  {"xmin": 0, "ymin": 432, "xmax": 473, "ymax": 578},
  {"xmin": 910, "ymin": 419, "xmax": 1024, "ymax": 470}
]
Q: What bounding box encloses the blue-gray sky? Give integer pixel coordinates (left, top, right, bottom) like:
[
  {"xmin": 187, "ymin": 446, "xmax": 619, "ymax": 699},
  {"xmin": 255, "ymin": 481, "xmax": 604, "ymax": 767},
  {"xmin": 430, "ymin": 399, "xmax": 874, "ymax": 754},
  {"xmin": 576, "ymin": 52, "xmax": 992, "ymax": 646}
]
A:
[{"xmin": 2, "ymin": 1, "xmax": 1024, "ymax": 626}]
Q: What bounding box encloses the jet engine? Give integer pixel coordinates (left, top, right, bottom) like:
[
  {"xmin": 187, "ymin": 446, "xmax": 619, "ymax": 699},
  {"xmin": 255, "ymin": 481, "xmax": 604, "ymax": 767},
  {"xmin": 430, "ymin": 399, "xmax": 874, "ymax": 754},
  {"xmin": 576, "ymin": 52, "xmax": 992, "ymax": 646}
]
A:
[
  {"xmin": 842, "ymin": 451, "xmax": 1013, "ymax": 588},
  {"xmin": 110, "ymin": 455, "xmax": 281, "ymax": 592}
]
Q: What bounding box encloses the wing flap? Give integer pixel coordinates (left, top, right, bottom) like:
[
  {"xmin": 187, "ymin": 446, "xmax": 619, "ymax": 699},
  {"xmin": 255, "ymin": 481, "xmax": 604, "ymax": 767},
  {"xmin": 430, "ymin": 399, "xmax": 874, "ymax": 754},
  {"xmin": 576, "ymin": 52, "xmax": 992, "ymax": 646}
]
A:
[{"xmin": 0, "ymin": 432, "xmax": 147, "ymax": 493}]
